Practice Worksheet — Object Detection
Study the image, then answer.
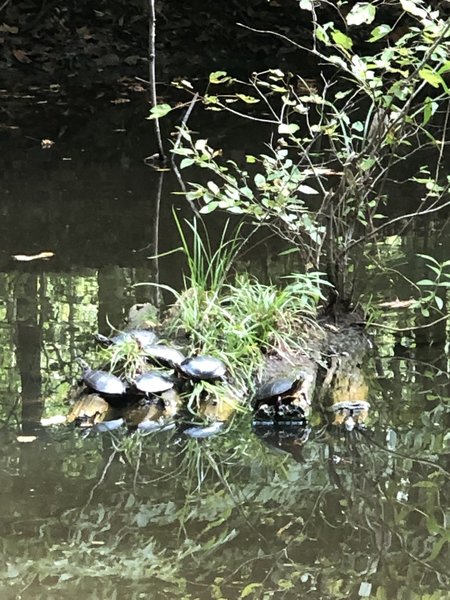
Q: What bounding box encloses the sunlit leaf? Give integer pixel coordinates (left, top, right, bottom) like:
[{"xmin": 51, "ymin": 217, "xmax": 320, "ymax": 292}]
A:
[
  {"xmin": 419, "ymin": 68, "xmax": 444, "ymax": 89},
  {"xmin": 368, "ymin": 24, "xmax": 391, "ymax": 42},
  {"xmin": 331, "ymin": 29, "xmax": 353, "ymax": 51},
  {"xmin": 180, "ymin": 158, "xmax": 195, "ymax": 169},
  {"xmin": 147, "ymin": 103, "xmax": 172, "ymax": 119},
  {"xmin": 278, "ymin": 123, "xmax": 300, "ymax": 135},
  {"xmin": 209, "ymin": 71, "xmax": 230, "ymax": 84},
  {"xmin": 299, "ymin": 0, "xmax": 313, "ymax": 10},
  {"xmin": 400, "ymin": 0, "xmax": 428, "ymax": 19},
  {"xmin": 298, "ymin": 185, "xmax": 319, "ymax": 195},
  {"xmin": 241, "ymin": 583, "xmax": 263, "ymax": 598},
  {"xmin": 346, "ymin": 3, "xmax": 376, "ymax": 26},
  {"xmin": 235, "ymin": 94, "xmax": 260, "ymax": 104}
]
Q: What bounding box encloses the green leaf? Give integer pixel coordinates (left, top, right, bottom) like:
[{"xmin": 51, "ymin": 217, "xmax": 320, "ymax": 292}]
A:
[
  {"xmin": 207, "ymin": 181, "xmax": 220, "ymax": 195},
  {"xmin": 235, "ymin": 94, "xmax": 260, "ymax": 104},
  {"xmin": 422, "ymin": 97, "xmax": 438, "ymax": 125},
  {"xmin": 254, "ymin": 173, "xmax": 266, "ymax": 187},
  {"xmin": 368, "ymin": 24, "xmax": 391, "ymax": 42},
  {"xmin": 434, "ymin": 296, "xmax": 444, "ymax": 310},
  {"xmin": 180, "ymin": 158, "xmax": 195, "ymax": 169},
  {"xmin": 315, "ymin": 25, "xmax": 330, "ymax": 45},
  {"xmin": 146, "ymin": 103, "xmax": 172, "ymax": 119},
  {"xmin": 209, "ymin": 71, "xmax": 230, "ymax": 84},
  {"xmin": 241, "ymin": 583, "xmax": 263, "ymax": 598},
  {"xmin": 416, "ymin": 279, "xmax": 436, "ymax": 286},
  {"xmin": 400, "ymin": 0, "xmax": 428, "ymax": 19},
  {"xmin": 246, "ymin": 155, "xmax": 257, "ymax": 164},
  {"xmin": 346, "ymin": 3, "xmax": 376, "ymax": 26},
  {"xmin": 278, "ymin": 123, "xmax": 300, "ymax": 135},
  {"xmin": 331, "ymin": 29, "xmax": 353, "ymax": 51},
  {"xmin": 419, "ymin": 68, "xmax": 444, "ymax": 89}
]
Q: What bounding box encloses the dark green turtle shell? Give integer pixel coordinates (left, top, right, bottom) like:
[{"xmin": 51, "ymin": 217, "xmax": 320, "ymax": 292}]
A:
[
  {"xmin": 254, "ymin": 378, "xmax": 300, "ymax": 403},
  {"xmin": 134, "ymin": 372, "xmax": 174, "ymax": 394},
  {"xmin": 83, "ymin": 367, "xmax": 126, "ymax": 395},
  {"xmin": 178, "ymin": 355, "xmax": 226, "ymax": 381}
]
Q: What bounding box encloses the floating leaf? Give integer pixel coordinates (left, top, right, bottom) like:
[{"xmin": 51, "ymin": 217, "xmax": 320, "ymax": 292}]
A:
[{"xmin": 12, "ymin": 251, "xmax": 54, "ymax": 262}]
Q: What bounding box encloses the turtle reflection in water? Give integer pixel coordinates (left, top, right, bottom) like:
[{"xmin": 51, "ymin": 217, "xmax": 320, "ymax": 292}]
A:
[
  {"xmin": 253, "ymin": 376, "xmax": 308, "ymax": 423},
  {"xmin": 67, "ymin": 394, "xmax": 111, "ymax": 427},
  {"xmin": 328, "ymin": 401, "xmax": 370, "ymax": 431}
]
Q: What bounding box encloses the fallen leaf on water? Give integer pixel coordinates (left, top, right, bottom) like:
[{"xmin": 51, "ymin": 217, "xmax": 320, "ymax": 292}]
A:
[
  {"xmin": 12, "ymin": 49, "xmax": 31, "ymax": 63},
  {"xmin": 17, "ymin": 436, "xmax": 37, "ymax": 443},
  {"xmin": 41, "ymin": 415, "xmax": 67, "ymax": 426},
  {"xmin": 377, "ymin": 298, "xmax": 415, "ymax": 309},
  {"xmin": 12, "ymin": 251, "xmax": 55, "ymax": 262},
  {"xmin": 41, "ymin": 138, "xmax": 54, "ymax": 149}
]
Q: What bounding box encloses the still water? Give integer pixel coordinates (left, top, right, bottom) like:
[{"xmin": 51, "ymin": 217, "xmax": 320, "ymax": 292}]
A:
[{"xmin": 0, "ymin": 101, "xmax": 449, "ymax": 599}]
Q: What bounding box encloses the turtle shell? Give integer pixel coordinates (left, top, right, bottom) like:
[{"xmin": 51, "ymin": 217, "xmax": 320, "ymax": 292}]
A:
[
  {"xmin": 178, "ymin": 355, "xmax": 226, "ymax": 381},
  {"xmin": 255, "ymin": 378, "xmax": 300, "ymax": 403},
  {"xmin": 144, "ymin": 345, "xmax": 185, "ymax": 369},
  {"xmin": 96, "ymin": 329, "xmax": 158, "ymax": 348},
  {"xmin": 134, "ymin": 372, "xmax": 174, "ymax": 394},
  {"xmin": 83, "ymin": 368, "xmax": 127, "ymax": 395}
]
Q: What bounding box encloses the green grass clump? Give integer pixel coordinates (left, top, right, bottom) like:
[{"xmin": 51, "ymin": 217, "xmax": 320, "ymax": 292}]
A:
[{"xmin": 155, "ymin": 218, "xmax": 330, "ymax": 391}]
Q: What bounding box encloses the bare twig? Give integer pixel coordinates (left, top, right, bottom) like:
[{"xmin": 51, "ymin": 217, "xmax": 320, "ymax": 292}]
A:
[{"xmin": 148, "ymin": 0, "xmax": 166, "ymax": 164}]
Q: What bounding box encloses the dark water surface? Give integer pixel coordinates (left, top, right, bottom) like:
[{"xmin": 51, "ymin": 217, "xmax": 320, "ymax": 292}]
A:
[{"xmin": 0, "ymin": 102, "xmax": 449, "ymax": 599}]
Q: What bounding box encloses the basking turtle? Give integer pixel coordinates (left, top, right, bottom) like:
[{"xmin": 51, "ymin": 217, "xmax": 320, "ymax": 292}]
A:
[
  {"xmin": 95, "ymin": 329, "xmax": 158, "ymax": 349},
  {"xmin": 133, "ymin": 371, "xmax": 174, "ymax": 395},
  {"xmin": 253, "ymin": 376, "xmax": 307, "ymax": 422},
  {"xmin": 76, "ymin": 358, "xmax": 126, "ymax": 396},
  {"xmin": 178, "ymin": 355, "xmax": 226, "ymax": 382},
  {"xmin": 144, "ymin": 345, "xmax": 185, "ymax": 369}
]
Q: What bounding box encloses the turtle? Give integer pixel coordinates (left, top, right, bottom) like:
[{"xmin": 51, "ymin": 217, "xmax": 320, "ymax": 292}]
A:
[
  {"xmin": 95, "ymin": 329, "xmax": 158, "ymax": 349},
  {"xmin": 133, "ymin": 371, "xmax": 174, "ymax": 395},
  {"xmin": 143, "ymin": 345, "xmax": 186, "ymax": 369},
  {"xmin": 253, "ymin": 377, "xmax": 306, "ymax": 422},
  {"xmin": 178, "ymin": 355, "xmax": 226, "ymax": 382},
  {"xmin": 76, "ymin": 358, "xmax": 126, "ymax": 396}
]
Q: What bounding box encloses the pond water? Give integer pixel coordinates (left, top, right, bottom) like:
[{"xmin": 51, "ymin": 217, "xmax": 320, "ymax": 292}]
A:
[{"xmin": 0, "ymin": 98, "xmax": 449, "ymax": 599}]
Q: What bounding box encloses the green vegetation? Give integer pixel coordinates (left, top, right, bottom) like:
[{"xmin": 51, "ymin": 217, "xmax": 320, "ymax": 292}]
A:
[
  {"xmin": 169, "ymin": 1, "xmax": 450, "ymax": 312},
  {"xmin": 139, "ymin": 217, "xmax": 329, "ymax": 391}
]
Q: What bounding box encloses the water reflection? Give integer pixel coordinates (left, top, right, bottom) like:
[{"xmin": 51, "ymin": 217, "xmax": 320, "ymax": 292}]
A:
[{"xmin": 1, "ymin": 111, "xmax": 449, "ymax": 599}]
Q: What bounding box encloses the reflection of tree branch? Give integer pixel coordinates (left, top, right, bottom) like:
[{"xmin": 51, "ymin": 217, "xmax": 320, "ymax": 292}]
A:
[
  {"xmin": 361, "ymin": 431, "xmax": 450, "ymax": 479},
  {"xmin": 78, "ymin": 448, "xmax": 118, "ymax": 517},
  {"xmin": 204, "ymin": 448, "xmax": 268, "ymax": 544},
  {"xmin": 151, "ymin": 171, "xmax": 164, "ymax": 308}
]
